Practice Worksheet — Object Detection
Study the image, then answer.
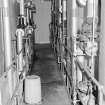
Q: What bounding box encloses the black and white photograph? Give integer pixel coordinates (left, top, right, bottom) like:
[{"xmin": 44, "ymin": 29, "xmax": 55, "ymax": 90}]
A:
[{"xmin": 0, "ymin": 0, "xmax": 104, "ymax": 105}]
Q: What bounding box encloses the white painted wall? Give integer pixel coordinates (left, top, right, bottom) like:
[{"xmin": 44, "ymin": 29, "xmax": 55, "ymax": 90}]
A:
[{"xmin": 33, "ymin": 0, "xmax": 51, "ymax": 44}]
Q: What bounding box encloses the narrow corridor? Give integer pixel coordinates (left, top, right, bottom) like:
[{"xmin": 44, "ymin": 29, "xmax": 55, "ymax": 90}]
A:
[{"xmin": 29, "ymin": 44, "xmax": 70, "ymax": 105}]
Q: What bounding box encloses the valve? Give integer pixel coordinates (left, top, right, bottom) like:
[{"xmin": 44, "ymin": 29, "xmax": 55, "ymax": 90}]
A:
[
  {"xmin": 25, "ymin": 26, "xmax": 33, "ymax": 35},
  {"xmin": 17, "ymin": 15, "xmax": 26, "ymax": 29},
  {"xmin": 85, "ymin": 41, "xmax": 98, "ymax": 56}
]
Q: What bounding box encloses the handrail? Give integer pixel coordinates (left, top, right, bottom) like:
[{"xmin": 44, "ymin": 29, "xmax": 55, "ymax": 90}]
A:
[
  {"xmin": 76, "ymin": 58, "xmax": 105, "ymax": 95},
  {"xmin": 2, "ymin": 48, "xmax": 24, "ymax": 77},
  {"xmin": 61, "ymin": 42, "xmax": 105, "ymax": 94},
  {"xmin": 59, "ymin": 42, "xmax": 105, "ymax": 104}
]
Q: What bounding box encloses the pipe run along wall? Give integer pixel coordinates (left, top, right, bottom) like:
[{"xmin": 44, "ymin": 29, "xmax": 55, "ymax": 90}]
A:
[{"xmin": 99, "ymin": 0, "xmax": 105, "ymax": 104}]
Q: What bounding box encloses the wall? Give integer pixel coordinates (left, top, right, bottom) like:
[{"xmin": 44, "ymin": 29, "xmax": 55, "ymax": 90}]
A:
[{"xmin": 33, "ymin": 0, "xmax": 51, "ymax": 43}]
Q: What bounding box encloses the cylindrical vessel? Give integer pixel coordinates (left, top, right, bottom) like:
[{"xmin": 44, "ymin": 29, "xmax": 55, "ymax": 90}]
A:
[{"xmin": 24, "ymin": 75, "xmax": 41, "ymax": 104}]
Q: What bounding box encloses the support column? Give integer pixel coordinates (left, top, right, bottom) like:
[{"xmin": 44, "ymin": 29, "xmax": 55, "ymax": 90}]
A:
[{"xmin": 71, "ymin": 0, "xmax": 78, "ymax": 105}]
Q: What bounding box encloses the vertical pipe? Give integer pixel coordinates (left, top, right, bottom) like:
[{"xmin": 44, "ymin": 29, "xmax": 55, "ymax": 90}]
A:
[
  {"xmin": 3, "ymin": 0, "xmax": 13, "ymax": 97},
  {"xmin": 87, "ymin": 0, "xmax": 98, "ymax": 18},
  {"xmin": 29, "ymin": 9, "xmax": 32, "ymax": 21},
  {"xmin": 99, "ymin": 0, "xmax": 105, "ymax": 104},
  {"xmin": 98, "ymin": 88, "xmax": 103, "ymax": 105},
  {"xmin": 87, "ymin": 0, "xmax": 94, "ymax": 18},
  {"xmin": 16, "ymin": 29, "xmax": 24, "ymax": 72},
  {"xmin": 62, "ymin": 0, "xmax": 67, "ymax": 37},
  {"xmin": 77, "ymin": 56, "xmax": 83, "ymax": 83},
  {"xmin": 59, "ymin": 0, "xmax": 62, "ymax": 14},
  {"xmin": 72, "ymin": 0, "xmax": 78, "ymax": 36},
  {"xmin": 59, "ymin": 0, "xmax": 62, "ymax": 39},
  {"xmin": 26, "ymin": 8, "xmax": 29, "ymax": 25},
  {"xmin": 20, "ymin": 0, "xmax": 24, "ymax": 15},
  {"xmin": 76, "ymin": 0, "xmax": 84, "ymax": 84},
  {"xmin": 63, "ymin": 0, "xmax": 67, "ymax": 21},
  {"xmin": 71, "ymin": 0, "xmax": 78, "ymax": 104},
  {"xmin": 87, "ymin": 0, "xmax": 98, "ymax": 77}
]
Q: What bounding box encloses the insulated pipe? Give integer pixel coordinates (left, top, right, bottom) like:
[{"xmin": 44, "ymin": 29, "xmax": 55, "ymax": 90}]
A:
[
  {"xmin": 2, "ymin": 0, "xmax": 13, "ymax": 97},
  {"xmin": 16, "ymin": 29, "xmax": 24, "ymax": 72},
  {"xmin": 87, "ymin": 0, "xmax": 98, "ymax": 19},
  {"xmin": 20, "ymin": 0, "xmax": 24, "ymax": 15}
]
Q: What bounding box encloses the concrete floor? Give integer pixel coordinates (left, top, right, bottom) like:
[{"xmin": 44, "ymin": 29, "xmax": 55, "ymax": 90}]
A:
[{"xmin": 25, "ymin": 44, "xmax": 70, "ymax": 105}]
